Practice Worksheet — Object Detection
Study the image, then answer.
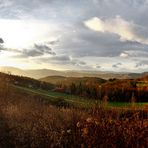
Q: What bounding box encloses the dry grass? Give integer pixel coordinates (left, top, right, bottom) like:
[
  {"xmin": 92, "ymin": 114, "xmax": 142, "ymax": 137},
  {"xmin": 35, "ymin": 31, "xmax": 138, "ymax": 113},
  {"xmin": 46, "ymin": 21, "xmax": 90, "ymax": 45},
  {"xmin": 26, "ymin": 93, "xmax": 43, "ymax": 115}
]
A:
[{"xmin": 0, "ymin": 82, "xmax": 147, "ymax": 148}]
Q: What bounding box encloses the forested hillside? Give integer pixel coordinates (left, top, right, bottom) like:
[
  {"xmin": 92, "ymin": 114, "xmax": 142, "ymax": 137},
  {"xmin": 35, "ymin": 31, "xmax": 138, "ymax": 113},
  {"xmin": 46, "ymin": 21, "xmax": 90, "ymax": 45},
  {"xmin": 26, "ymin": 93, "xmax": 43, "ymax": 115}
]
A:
[
  {"xmin": 41, "ymin": 76, "xmax": 148, "ymax": 102},
  {"xmin": 0, "ymin": 72, "xmax": 54, "ymax": 90}
]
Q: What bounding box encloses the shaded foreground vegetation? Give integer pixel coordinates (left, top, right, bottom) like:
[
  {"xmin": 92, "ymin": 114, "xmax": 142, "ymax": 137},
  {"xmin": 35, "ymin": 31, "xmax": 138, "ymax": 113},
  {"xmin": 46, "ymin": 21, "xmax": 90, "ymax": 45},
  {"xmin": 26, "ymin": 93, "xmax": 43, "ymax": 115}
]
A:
[{"xmin": 0, "ymin": 81, "xmax": 148, "ymax": 148}]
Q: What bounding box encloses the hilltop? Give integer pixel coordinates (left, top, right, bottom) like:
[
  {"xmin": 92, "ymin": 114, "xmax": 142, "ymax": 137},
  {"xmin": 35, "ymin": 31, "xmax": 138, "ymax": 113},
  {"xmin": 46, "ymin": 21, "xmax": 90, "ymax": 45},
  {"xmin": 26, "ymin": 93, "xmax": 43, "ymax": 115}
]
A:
[
  {"xmin": 40, "ymin": 76, "xmax": 106, "ymax": 85},
  {"xmin": 0, "ymin": 72, "xmax": 54, "ymax": 90}
]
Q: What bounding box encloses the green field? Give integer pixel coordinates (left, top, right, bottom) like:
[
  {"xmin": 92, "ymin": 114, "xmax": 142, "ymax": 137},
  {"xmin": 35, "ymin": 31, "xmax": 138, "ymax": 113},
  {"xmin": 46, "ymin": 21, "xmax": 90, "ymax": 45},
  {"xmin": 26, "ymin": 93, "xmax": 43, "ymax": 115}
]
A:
[
  {"xmin": 14, "ymin": 85, "xmax": 148, "ymax": 109},
  {"xmin": 137, "ymin": 81, "xmax": 148, "ymax": 87}
]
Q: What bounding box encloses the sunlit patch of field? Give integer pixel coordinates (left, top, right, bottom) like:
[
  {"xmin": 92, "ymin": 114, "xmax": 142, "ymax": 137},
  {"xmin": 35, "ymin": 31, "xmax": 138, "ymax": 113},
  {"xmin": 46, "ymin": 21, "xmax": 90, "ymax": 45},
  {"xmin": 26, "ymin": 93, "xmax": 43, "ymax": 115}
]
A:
[
  {"xmin": 137, "ymin": 81, "xmax": 148, "ymax": 87},
  {"xmin": 108, "ymin": 102, "xmax": 148, "ymax": 109}
]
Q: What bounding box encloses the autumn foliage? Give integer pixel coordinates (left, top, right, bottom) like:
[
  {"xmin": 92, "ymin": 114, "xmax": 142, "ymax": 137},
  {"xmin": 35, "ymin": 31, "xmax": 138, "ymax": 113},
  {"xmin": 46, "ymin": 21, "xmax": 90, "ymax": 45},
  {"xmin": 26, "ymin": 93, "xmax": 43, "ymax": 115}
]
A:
[{"xmin": 0, "ymin": 73, "xmax": 147, "ymax": 147}]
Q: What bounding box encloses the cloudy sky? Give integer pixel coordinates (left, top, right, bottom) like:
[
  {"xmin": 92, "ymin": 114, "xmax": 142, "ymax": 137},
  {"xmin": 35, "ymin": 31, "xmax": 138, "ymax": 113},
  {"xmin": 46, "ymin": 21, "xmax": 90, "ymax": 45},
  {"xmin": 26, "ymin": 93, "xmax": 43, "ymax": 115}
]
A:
[{"xmin": 0, "ymin": 0, "xmax": 148, "ymax": 72}]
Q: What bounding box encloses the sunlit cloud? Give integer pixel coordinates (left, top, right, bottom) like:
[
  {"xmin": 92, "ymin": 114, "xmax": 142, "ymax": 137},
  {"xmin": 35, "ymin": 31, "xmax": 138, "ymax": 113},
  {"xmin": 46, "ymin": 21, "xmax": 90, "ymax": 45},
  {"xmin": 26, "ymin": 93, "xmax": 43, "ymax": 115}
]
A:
[
  {"xmin": 120, "ymin": 52, "xmax": 129, "ymax": 58},
  {"xmin": 84, "ymin": 16, "xmax": 148, "ymax": 45}
]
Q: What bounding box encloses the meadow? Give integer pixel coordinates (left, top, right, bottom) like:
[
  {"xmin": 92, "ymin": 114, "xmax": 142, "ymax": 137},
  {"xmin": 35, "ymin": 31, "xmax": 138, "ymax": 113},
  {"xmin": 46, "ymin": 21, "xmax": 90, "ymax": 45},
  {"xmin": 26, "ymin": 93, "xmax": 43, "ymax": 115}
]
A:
[{"xmin": 15, "ymin": 85, "xmax": 148, "ymax": 109}]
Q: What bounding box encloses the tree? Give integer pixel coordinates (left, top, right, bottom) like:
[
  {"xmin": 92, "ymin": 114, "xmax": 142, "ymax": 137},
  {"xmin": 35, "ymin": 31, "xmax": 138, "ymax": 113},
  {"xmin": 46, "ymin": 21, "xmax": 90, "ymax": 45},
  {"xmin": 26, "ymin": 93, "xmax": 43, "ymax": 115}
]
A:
[
  {"xmin": 70, "ymin": 83, "xmax": 76, "ymax": 94},
  {"xmin": 131, "ymin": 92, "xmax": 136, "ymax": 107}
]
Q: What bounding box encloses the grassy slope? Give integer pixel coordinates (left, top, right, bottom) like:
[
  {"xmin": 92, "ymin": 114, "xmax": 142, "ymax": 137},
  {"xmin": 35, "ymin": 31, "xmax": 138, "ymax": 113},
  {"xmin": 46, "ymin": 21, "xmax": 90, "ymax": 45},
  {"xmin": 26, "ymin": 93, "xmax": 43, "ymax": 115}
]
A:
[
  {"xmin": 14, "ymin": 85, "xmax": 148, "ymax": 109},
  {"xmin": 14, "ymin": 85, "xmax": 94, "ymax": 108}
]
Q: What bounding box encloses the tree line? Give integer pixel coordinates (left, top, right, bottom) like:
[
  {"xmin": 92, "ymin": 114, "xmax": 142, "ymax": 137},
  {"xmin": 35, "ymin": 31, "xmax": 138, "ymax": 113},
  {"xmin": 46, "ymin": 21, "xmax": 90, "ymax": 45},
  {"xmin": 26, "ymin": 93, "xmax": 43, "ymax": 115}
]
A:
[{"xmin": 54, "ymin": 79, "xmax": 148, "ymax": 102}]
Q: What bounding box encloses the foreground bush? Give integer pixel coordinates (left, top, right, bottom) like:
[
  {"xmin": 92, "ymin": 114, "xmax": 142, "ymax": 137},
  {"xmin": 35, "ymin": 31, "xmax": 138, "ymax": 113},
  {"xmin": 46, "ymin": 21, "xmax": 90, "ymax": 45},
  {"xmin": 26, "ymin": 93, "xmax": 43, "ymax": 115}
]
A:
[{"xmin": 76, "ymin": 113, "xmax": 148, "ymax": 148}]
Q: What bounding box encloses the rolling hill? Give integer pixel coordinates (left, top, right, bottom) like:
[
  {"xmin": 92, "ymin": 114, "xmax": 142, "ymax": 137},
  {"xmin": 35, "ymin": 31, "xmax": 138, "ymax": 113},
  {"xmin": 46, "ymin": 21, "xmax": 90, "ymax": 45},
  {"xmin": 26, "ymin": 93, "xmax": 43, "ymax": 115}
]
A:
[
  {"xmin": 39, "ymin": 76, "xmax": 107, "ymax": 85},
  {"xmin": 0, "ymin": 66, "xmax": 147, "ymax": 79}
]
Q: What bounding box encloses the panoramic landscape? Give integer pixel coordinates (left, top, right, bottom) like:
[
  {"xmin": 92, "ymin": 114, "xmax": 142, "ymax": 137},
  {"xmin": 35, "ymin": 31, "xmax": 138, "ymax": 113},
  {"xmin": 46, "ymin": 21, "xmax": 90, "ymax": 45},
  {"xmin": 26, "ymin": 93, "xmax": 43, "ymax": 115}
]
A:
[{"xmin": 0, "ymin": 0, "xmax": 148, "ymax": 147}]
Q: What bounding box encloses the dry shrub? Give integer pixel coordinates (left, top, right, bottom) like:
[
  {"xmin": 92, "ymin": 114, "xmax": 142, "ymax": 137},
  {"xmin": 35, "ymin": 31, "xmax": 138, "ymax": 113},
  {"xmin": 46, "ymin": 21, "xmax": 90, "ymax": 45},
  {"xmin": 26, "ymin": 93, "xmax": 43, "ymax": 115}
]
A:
[{"xmin": 76, "ymin": 110, "xmax": 148, "ymax": 148}]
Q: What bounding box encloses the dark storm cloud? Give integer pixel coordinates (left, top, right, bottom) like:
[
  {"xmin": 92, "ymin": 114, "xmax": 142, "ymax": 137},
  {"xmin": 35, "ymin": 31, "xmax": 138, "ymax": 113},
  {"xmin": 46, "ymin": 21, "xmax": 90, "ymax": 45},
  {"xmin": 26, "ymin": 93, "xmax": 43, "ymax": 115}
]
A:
[
  {"xmin": 46, "ymin": 39, "xmax": 60, "ymax": 45},
  {"xmin": 34, "ymin": 44, "xmax": 53, "ymax": 54},
  {"xmin": 0, "ymin": 38, "xmax": 4, "ymax": 44},
  {"xmin": 0, "ymin": 38, "xmax": 4, "ymax": 51},
  {"xmin": 50, "ymin": 55, "xmax": 70, "ymax": 62},
  {"xmin": 96, "ymin": 65, "xmax": 101, "ymax": 69},
  {"xmin": 123, "ymin": 50, "xmax": 148, "ymax": 58},
  {"xmin": 38, "ymin": 55, "xmax": 87, "ymax": 66},
  {"xmin": 112, "ymin": 63, "xmax": 122, "ymax": 68},
  {"xmin": 16, "ymin": 44, "xmax": 56, "ymax": 58},
  {"xmin": 135, "ymin": 60, "xmax": 148, "ymax": 68}
]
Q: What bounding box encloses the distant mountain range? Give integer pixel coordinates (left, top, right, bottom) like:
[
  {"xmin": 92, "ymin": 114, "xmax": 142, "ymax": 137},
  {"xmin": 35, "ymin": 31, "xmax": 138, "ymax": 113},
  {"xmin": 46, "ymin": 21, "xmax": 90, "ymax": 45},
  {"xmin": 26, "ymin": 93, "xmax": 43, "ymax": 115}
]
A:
[{"xmin": 0, "ymin": 66, "xmax": 147, "ymax": 79}]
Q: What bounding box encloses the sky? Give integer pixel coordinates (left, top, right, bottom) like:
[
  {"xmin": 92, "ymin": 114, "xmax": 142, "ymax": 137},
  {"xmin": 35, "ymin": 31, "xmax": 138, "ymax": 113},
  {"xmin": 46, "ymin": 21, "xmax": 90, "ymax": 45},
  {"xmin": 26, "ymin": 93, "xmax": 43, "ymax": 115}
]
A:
[{"xmin": 0, "ymin": 0, "xmax": 148, "ymax": 72}]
